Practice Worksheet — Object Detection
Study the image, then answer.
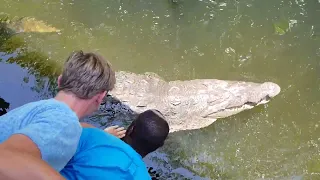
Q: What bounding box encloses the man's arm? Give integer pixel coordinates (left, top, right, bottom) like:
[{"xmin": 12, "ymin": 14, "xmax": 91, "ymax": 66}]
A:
[
  {"xmin": 0, "ymin": 135, "xmax": 65, "ymax": 180},
  {"xmin": 7, "ymin": 108, "xmax": 82, "ymax": 171}
]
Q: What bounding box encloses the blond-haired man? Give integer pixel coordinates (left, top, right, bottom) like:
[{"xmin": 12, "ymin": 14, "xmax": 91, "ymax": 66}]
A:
[{"xmin": 0, "ymin": 51, "xmax": 116, "ymax": 179}]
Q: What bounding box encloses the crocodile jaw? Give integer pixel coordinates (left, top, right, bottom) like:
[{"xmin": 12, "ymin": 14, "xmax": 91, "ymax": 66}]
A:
[
  {"xmin": 170, "ymin": 83, "xmax": 281, "ymax": 132},
  {"xmin": 205, "ymin": 97, "xmax": 270, "ymax": 119},
  {"xmin": 168, "ymin": 97, "xmax": 271, "ymax": 133}
]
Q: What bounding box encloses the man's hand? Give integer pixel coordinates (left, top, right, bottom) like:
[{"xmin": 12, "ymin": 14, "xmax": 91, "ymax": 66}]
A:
[{"xmin": 104, "ymin": 125, "xmax": 126, "ymax": 138}]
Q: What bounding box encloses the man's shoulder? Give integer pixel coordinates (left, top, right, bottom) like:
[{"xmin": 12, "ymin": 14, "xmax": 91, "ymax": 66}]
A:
[
  {"xmin": 34, "ymin": 99, "xmax": 77, "ymax": 116},
  {"xmin": 0, "ymin": 99, "xmax": 82, "ymax": 171},
  {"xmin": 4, "ymin": 98, "xmax": 77, "ymax": 119},
  {"xmin": 0, "ymin": 98, "xmax": 79, "ymax": 138}
]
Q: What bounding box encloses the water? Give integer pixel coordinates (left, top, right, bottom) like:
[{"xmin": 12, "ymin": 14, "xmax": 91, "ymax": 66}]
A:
[{"xmin": 0, "ymin": 0, "xmax": 319, "ymax": 179}]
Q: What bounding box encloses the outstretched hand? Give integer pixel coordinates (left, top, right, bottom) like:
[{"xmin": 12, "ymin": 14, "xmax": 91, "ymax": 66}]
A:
[{"xmin": 104, "ymin": 125, "xmax": 126, "ymax": 138}]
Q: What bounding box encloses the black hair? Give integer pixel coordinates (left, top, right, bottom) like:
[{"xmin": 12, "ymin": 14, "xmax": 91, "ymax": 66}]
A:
[{"xmin": 127, "ymin": 109, "xmax": 169, "ymax": 155}]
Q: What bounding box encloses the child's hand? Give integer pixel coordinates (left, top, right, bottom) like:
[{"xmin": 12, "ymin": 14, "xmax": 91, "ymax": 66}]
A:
[{"xmin": 104, "ymin": 125, "xmax": 126, "ymax": 138}]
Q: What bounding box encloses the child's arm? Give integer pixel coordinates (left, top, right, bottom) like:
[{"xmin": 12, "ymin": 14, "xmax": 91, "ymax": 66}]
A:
[{"xmin": 80, "ymin": 123, "xmax": 126, "ymax": 138}]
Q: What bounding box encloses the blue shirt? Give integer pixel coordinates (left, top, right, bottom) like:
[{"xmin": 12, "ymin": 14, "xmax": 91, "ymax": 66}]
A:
[
  {"xmin": 0, "ymin": 98, "xmax": 82, "ymax": 171},
  {"xmin": 60, "ymin": 128, "xmax": 151, "ymax": 180}
]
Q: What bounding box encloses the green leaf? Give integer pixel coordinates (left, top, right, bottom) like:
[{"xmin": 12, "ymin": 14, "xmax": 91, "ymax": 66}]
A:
[{"xmin": 273, "ymin": 20, "xmax": 289, "ymax": 35}]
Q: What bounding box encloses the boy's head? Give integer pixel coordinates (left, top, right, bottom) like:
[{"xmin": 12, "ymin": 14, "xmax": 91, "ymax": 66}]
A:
[{"xmin": 123, "ymin": 109, "xmax": 169, "ymax": 157}]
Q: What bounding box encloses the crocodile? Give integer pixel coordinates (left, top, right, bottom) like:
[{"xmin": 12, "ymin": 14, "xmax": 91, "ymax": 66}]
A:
[
  {"xmin": 0, "ymin": 15, "xmax": 281, "ymax": 132},
  {"xmin": 85, "ymin": 71, "xmax": 281, "ymax": 133},
  {"xmin": 0, "ymin": 15, "xmax": 60, "ymax": 34}
]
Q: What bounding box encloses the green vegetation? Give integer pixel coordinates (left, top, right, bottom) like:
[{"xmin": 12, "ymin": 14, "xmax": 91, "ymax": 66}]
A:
[{"xmin": 0, "ymin": 14, "xmax": 60, "ymax": 98}]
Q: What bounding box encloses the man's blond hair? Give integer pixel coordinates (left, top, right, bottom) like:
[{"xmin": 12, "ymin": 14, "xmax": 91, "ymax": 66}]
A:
[{"xmin": 58, "ymin": 50, "xmax": 116, "ymax": 99}]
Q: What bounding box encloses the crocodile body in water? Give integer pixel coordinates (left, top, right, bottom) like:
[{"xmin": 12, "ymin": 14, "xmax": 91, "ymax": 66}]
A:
[
  {"xmin": 0, "ymin": 15, "xmax": 281, "ymax": 132},
  {"xmin": 85, "ymin": 71, "xmax": 281, "ymax": 133},
  {"xmin": 0, "ymin": 15, "xmax": 60, "ymax": 34}
]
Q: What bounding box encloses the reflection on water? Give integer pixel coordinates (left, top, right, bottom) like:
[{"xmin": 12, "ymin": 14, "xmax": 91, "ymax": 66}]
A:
[{"xmin": 0, "ymin": 0, "xmax": 320, "ymax": 179}]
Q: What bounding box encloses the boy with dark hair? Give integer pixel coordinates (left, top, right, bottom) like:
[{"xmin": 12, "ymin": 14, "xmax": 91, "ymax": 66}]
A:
[{"xmin": 60, "ymin": 109, "xmax": 169, "ymax": 180}]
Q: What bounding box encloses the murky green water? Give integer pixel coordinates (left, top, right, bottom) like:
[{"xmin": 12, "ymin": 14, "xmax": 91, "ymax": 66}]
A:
[{"xmin": 0, "ymin": 0, "xmax": 320, "ymax": 179}]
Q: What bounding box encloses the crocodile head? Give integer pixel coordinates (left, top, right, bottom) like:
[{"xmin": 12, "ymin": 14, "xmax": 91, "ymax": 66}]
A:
[
  {"xmin": 167, "ymin": 81, "xmax": 281, "ymax": 132},
  {"xmin": 202, "ymin": 82, "xmax": 281, "ymax": 119}
]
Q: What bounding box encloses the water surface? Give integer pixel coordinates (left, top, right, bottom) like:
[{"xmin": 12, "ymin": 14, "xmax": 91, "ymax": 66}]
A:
[{"xmin": 0, "ymin": 0, "xmax": 319, "ymax": 179}]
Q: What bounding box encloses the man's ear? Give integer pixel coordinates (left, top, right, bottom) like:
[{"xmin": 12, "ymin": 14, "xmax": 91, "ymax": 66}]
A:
[
  {"xmin": 57, "ymin": 75, "xmax": 62, "ymax": 88},
  {"xmin": 96, "ymin": 91, "xmax": 107, "ymax": 104}
]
